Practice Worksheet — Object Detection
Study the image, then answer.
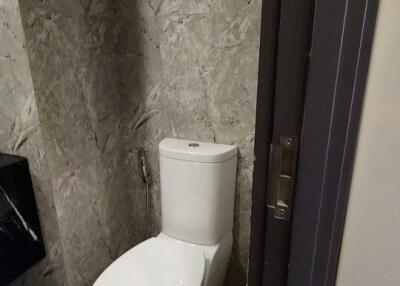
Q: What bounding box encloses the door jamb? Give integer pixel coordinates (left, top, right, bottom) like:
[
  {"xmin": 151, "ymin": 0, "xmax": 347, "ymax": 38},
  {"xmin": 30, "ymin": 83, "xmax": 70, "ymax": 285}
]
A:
[{"xmin": 247, "ymin": 0, "xmax": 280, "ymax": 285}]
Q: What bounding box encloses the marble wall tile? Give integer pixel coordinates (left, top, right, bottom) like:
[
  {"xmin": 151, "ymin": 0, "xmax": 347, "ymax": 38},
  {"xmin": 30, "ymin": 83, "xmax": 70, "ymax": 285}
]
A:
[
  {"xmin": 222, "ymin": 0, "xmax": 262, "ymax": 17},
  {"xmin": 17, "ymin": 0, "xmax": 164, "ymax": 284},
  {"xmin": 158, "ymin": 14, "xmax": 216, "ymax": 141},
  {"xmin": 52, "ymin": 164, "xmax": 116, "ymax": 285},
  {"xmin": 0, "ymin": 0, "xmax": 64, "ymax": 285},
  {"xmin": 156, "ymin": 0, "xmax": 224, "ymax": 16}
]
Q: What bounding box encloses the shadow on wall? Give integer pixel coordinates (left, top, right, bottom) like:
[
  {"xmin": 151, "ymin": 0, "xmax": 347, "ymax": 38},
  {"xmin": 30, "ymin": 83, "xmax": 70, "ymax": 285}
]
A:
[
  {"xmin": 17, "ymin": 0, "xmax": 154, "ymax": 284},
  {"xmin": 225, "ymin": 149, "xmax": 248, "ymax": 286}
]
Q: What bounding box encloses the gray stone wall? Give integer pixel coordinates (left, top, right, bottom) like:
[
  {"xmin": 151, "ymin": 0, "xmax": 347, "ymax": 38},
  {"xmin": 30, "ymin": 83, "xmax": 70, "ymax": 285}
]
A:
[
  {"xmin": 0, "ymin": 1, "xmax": 64, "ymax": 285},
  {"xmin": 16, "ymin": 0, "xmax": 261, "ymax": 285},
  {"xmin": 17, "ymin": 1, "xmax": 143, "ymax": 285}
]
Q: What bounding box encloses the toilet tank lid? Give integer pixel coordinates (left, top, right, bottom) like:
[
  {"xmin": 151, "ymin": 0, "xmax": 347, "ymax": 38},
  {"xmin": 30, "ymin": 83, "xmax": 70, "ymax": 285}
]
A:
[{"xmin": 159, "ymin": 138, "xmax": 237, "ymax": 163}]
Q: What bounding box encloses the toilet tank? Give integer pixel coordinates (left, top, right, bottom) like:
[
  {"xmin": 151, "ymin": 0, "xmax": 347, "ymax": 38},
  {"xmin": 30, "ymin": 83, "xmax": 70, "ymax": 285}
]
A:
[{"xmin": 159, "ymin": 138, "xmax": 237, "ymax": 245}]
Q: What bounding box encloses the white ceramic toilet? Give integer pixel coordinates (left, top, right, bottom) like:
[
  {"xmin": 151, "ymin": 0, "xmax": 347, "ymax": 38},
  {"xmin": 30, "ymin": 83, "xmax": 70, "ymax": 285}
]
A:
[{"xmin": 94, "ymin": 138, "xmax": 238, "ymax": 286}]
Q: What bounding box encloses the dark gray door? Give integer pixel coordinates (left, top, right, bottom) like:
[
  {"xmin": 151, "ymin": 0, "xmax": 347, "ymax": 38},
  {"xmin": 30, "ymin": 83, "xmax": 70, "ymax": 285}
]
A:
[{"xmin": 287, "ymin": 0, "xmax": 380, "ymax": 286}]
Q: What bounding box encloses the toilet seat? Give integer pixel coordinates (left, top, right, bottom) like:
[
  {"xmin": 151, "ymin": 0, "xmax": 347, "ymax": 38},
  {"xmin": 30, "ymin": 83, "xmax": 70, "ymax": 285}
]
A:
[{"xmin": 94, "ymin": 237, "xmax": 205, "ymax": 286}]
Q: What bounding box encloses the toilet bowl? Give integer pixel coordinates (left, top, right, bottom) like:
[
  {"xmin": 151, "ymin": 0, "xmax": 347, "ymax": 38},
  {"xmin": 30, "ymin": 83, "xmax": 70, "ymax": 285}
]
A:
[
  {"xmin": 94, "ymin": 232, "xmax": 233, "ymax": 286},
  {"xmin": 94, "ymin": 138, "xmax": 237, "ymax": 286}
]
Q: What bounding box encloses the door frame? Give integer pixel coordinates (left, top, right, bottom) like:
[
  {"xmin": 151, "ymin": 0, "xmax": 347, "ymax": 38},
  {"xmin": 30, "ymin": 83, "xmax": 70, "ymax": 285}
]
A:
[
  {"xmin": 248, "ymin": 0, "xmax": 313, "ymax": 284},
  {"xmin": 248, "ymin": 0, "xmax": 380, "ymax": 285},
  {"xmin": 247, "ymin": 0, "xmax": 280, "ymax": 284}
]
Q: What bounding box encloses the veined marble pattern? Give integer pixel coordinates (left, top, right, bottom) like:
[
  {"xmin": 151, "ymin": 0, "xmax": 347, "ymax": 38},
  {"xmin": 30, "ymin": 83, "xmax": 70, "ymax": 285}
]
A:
[
  {"xmin": 0, "ymin": 0, "xmax": 64, "ymax": 285},
  {"xmin": 17, "ymin": 0, "xmax": 261, "ymax": 285},
  {"xmin": 18, "ymin": 1, "xmax": 141, "ymax": 284}
]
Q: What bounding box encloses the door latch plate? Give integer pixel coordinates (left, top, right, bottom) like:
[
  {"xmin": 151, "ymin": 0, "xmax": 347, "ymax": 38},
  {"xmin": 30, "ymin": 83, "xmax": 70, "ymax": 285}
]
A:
[{"xmin": 267, "ymin": 136, "xmax": 299, "ymax": 221}]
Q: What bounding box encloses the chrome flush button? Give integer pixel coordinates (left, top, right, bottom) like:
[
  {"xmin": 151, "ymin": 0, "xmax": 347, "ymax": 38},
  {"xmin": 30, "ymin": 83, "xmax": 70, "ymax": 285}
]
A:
[{"xmin": 188, "ymin": 143, "xmax": 199, "ymax": 147}]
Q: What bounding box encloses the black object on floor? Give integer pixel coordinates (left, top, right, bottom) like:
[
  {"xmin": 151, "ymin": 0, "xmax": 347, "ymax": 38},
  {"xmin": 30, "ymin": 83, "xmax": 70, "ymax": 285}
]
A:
[{"xmin": 0, "ymin": 153, "xmax": 46, "ymax": 285}]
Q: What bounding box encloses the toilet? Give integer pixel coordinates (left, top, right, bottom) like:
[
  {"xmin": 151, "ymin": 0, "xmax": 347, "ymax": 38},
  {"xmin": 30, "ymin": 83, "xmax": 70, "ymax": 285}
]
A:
[{"xmin": 94, "ymin": 138, "xmax": 238, "ymax": 286}]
